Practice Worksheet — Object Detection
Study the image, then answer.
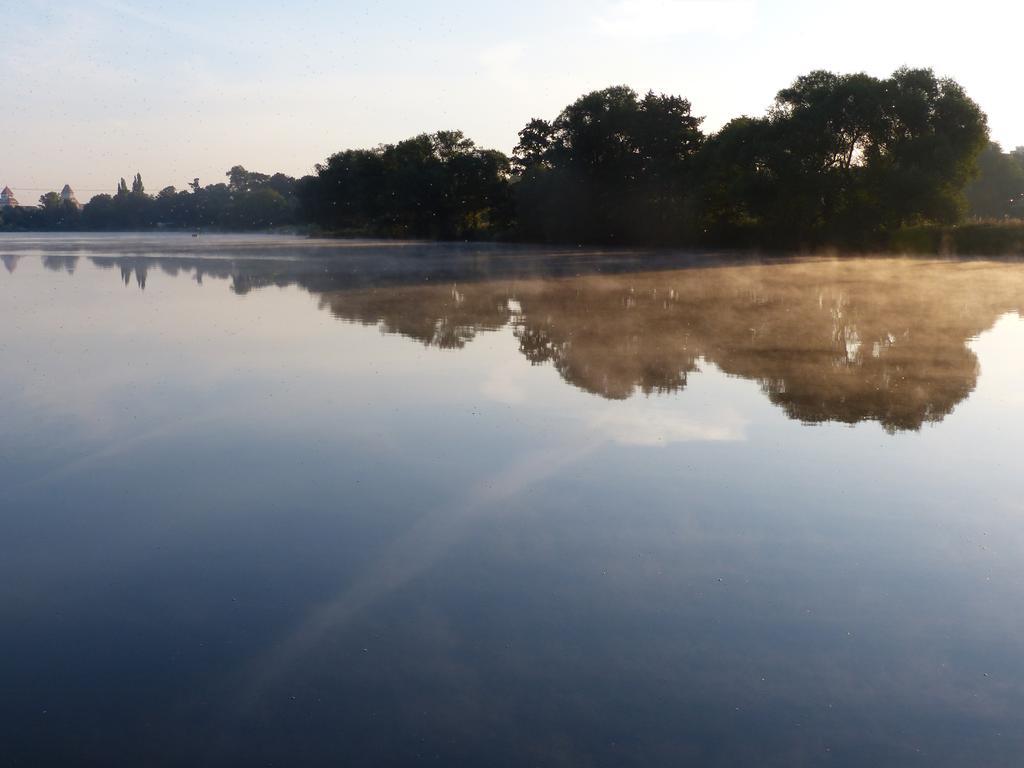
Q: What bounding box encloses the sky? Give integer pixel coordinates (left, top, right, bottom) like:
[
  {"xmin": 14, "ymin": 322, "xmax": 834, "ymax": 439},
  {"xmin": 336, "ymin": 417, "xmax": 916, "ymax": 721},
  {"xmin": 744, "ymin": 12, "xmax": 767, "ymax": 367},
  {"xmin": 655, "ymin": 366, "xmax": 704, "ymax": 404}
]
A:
[{"xmin": 2, "ymin": 0, "xmax": 1022, "ymax": 197}]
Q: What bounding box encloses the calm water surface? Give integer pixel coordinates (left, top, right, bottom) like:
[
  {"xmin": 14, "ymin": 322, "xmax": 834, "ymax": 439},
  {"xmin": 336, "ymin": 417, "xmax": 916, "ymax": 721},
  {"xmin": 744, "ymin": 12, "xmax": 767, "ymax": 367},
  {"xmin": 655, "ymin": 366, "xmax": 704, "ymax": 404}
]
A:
[{"xmin": 3, "ymin": 234, "xmax": 1024, "ymax": 767}]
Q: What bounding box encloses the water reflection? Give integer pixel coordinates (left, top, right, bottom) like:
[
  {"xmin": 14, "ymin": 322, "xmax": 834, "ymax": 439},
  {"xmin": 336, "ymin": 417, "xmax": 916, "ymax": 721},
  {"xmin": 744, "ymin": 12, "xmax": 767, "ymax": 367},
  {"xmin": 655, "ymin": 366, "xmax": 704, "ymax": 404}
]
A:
[
  {"xmin": 44, "ymin": 243, "xmax": 1024, "ymax": 432},
  {"xmin": 317, "ymin": 264, "xmax": 1015, "ymax": 433},
  {"xmin": 42, "ymin": 255, "xmax": 79, "ymax": 274},
  {"xmin": 3, "ymin": 236, "xmax": 1024, "ymax": 767}
]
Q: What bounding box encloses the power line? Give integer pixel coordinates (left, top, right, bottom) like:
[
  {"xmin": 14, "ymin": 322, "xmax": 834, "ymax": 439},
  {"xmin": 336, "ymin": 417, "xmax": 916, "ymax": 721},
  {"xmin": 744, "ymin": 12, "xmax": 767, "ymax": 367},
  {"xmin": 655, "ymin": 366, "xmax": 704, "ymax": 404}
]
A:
[{"xmin": 3, "ymin": 187, "xmax": 116, "ymax": 193}]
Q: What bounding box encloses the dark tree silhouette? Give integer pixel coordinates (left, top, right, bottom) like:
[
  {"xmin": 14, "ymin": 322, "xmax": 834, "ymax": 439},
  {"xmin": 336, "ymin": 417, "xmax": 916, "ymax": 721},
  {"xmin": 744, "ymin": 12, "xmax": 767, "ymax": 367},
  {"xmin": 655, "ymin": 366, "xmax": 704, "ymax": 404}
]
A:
[
  {"xmin": 297, "ymin": 131, "xmax": 512, "ymax": 239},
  {"xmin": 513, "ymin": 86, "xmax": 705, "ymax": 244},
  {"xmin": 698, "ymin": 68, "xmax": 989, "ymax": 248}
]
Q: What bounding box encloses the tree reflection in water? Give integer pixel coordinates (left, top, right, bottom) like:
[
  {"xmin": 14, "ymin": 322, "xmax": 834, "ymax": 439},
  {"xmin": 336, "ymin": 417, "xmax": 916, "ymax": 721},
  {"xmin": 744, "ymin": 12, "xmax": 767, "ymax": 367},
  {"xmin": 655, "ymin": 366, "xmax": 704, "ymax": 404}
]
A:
[
  {"xmin": 316, "ymin": 260, "xmax": 1024, "ymax": 432},
  {"xmin": 80, "ymin": 247, "xmax": 1024, "ymax": 432}
]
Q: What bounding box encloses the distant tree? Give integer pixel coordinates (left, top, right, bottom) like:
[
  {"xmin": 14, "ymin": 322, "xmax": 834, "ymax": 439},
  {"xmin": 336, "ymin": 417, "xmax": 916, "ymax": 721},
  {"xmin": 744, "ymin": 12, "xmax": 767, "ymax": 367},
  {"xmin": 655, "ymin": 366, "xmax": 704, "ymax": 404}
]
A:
[
  {"xmin": 1009, "ymin": 149, "xmax": 1024, "ymax": 217},
  {"xmin": 29, "ymin": 191, "xmax": 82, "ymax": 229},
  {"xmin": 301, "ymin": 131, "xmax": 511, "ymax": 238},
  {"xmin": 73, "ymin": 167, "xmax": 302, "ymax": 231},
  {"xmin": 695, "ymin": 116, "xmax": 775, "ymax": 245},
  {"xmin": 221, "ymin": 167, "xmax": 298, "ymax": 228},
  {"xmin": 511, "ymin": 119, "xmax": 554, "ymax": 175},
  {"xmin": 230, "ymin": 187, "xmax": 292, "ymax": 229},
  {"xmin": 267, "ymin": 173, "xmax": 297, "ymax": 197},
  {"xmin": 227, "ymin": 165, "xmax": 271, "ymax": 193},
  {"xmin": 38, "ymin": 191, "xmax": 62, "ymax": 209},
  {"xmin": 513, "ymin": 86, "xmax": 704, "ymax": 244},
  {"xmin": 153, "ymin": 187, "xmax": 182, "ymax": 225},
  {"xmin": 966, "ymin": 143, "xmax": 1024, "ymax": 219},
  {"xmin": 697, "ymin": 68, "xmax": 989, "ymax": 247},
  {"xmin": 191, "ymin": 183, "xmax": 231, "ymax": 227},
  {"xmin": 82, "ymin": 194, "xmax": 116, "ymax": 228}
]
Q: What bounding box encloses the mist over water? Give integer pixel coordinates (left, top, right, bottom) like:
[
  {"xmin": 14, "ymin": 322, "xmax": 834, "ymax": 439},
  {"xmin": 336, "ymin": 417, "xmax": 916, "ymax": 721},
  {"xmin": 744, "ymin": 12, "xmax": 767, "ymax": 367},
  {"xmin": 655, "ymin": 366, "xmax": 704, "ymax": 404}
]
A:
[{"xmin": 3, "ymin": 235, "xmax": 1024, "ymax": 767}]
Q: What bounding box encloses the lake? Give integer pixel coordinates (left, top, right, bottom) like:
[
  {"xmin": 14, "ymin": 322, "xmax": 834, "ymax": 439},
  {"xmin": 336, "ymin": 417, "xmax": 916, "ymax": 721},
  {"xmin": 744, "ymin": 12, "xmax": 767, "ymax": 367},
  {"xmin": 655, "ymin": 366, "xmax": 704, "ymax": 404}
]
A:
[{"xmin": 3, "ymin": 234, "xmax": 1024, "ymax": 767}]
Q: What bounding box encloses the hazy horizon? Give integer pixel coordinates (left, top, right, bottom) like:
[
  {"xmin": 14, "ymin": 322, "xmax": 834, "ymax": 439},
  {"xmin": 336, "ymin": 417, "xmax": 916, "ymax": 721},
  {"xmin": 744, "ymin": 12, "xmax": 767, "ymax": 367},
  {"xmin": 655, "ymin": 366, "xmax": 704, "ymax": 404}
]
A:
[{"xmin": 4, "ymin": 0, "xmax": 1022, "ymax": 197}]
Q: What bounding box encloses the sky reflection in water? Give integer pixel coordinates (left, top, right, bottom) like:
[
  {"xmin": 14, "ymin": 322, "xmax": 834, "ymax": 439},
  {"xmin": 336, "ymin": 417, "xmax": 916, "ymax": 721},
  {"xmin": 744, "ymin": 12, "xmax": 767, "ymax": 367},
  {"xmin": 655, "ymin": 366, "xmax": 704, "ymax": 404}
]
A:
[{"xmin": 2, "ymin": 235, "xmax": 1024, "ymax": 767}]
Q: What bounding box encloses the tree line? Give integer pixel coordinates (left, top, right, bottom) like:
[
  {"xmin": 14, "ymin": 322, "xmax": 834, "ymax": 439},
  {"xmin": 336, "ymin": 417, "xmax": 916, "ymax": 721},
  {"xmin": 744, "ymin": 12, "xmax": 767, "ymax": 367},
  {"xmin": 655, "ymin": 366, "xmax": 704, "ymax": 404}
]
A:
[
  {"xmin": 0, "ymin": 167, "xmax": 300, "ymax": 232},
  {"xmin": 2, "ymin": 67, "xmax": 1020, "ymax": 249}
]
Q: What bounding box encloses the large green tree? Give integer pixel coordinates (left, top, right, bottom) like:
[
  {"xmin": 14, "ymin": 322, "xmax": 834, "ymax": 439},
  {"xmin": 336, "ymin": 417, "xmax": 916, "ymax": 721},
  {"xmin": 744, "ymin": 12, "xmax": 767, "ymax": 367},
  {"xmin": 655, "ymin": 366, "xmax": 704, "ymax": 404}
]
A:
[
  {"xmin": 513, "ymin": 86, "xmax": 705, "ymax": 244},
  {"xmin": 699, "ymin": 68, "xmax": 989, "ymax": 247}
]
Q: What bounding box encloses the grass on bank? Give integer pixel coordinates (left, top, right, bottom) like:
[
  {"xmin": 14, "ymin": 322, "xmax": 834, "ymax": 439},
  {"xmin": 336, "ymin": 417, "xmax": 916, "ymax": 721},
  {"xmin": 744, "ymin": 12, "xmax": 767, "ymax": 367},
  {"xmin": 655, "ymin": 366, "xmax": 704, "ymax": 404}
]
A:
[{"xmin": 890, "ymin": 220, "xmax": 1024, "ymax": 256}]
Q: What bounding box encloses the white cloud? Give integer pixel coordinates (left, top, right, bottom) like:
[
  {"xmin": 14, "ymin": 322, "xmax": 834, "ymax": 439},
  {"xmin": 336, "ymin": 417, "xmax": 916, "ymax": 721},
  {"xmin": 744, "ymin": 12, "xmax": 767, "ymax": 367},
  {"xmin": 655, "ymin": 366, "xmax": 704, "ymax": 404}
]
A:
[
  {"xmin": 589, "ymin": 401, "xmax": 747, "ymax": 446},
  {"xmin": 593, "ymin": 0, "xmax": 757, "ymax": 39}
]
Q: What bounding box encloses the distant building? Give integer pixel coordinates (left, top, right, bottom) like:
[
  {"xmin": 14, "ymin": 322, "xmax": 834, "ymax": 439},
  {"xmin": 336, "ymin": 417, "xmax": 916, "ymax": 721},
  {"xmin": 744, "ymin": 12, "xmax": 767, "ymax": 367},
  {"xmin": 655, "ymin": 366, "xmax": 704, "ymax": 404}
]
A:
[
  {"xmin": 61, "ymin": 184, "xmax": 81, "ymax": 209},
  {"xmin": 0, "ymin": 186, "xmax": 18, "ymax": 208}
]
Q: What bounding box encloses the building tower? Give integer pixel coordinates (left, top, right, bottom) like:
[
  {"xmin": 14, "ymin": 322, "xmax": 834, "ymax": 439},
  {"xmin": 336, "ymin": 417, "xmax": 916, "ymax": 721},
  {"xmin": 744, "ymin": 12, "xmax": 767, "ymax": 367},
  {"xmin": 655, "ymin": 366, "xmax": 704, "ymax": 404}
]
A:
[
  {"xmin": 60, "ymin": 184, "xmax": 81, "ymax": 209},
  {"xmin": 0, "ymin": 186, "xmax": 19, "ymax": 208}
]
